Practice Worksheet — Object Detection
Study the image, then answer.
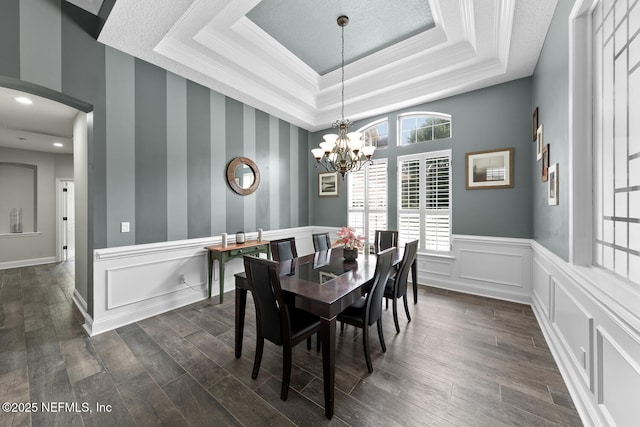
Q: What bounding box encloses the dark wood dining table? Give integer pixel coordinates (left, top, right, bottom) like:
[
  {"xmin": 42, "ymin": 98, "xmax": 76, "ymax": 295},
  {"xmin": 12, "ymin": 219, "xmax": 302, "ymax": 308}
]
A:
[{"xmin": 233, "ymin": 247, "xmax": 416, "ymax": 419}]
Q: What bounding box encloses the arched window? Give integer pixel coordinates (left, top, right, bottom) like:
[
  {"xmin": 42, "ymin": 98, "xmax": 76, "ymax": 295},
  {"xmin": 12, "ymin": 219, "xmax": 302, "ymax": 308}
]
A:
[
  {"xmin": 357, "ymin": 118, "xmax": 388, "ymax": 149},
  {"xmin": 398, "ymin": 112, "xmax": 451, "ymax": 146}
]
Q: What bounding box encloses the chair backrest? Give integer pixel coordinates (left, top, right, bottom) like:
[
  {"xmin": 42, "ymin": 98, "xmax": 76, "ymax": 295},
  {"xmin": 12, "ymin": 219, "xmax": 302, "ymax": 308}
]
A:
[
  {"xmin": 312, "ymin": 232, "xmax": 331, "ymax": 252},
  {"xmin": 374, "ymin": 230, "xmax": 399, "ymax": 253},
  {"xmin": 243, "ymin": 256, "xmax": 290, "ymax": 345},
  {"xmin": 365, "ymin": 247, "xmax": 396, "ymax": 326},
  {"xmin": 394, "ymin": 240, "xmax": 418, "ymax": 298},
  {"xmin": 270, "ymin": 237, "xmax": 298, "ymax": 262}
]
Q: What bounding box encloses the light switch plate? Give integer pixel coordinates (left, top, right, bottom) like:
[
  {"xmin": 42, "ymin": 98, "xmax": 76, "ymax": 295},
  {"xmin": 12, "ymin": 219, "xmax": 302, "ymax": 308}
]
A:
[{"xmin": 121, "ymin": 222, "xmax": 130, "ymax": 233}]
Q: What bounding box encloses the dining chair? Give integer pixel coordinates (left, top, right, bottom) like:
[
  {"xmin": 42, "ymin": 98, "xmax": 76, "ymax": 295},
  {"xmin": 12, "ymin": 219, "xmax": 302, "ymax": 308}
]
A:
[
  {"xmin": 384, "ymin": 240, "xmax": 418, "ymax": 333},
  {"xmin": 243, "ymin": 255, "xmax": 321, "ymax": 400},
  {"xmin": 337, "ymin": 247, "xmax": 395, "ymax": 373},
  {"xmin": 373, "ymin": 230, "xmax": 399, "ymax": 253},
  {"xmin": 270, "ymin": 237, "xmax": 298, "ymax": 261},
  {"xmin": 312, "ymin": 232, "xmax": 332, "ymax": 252}
]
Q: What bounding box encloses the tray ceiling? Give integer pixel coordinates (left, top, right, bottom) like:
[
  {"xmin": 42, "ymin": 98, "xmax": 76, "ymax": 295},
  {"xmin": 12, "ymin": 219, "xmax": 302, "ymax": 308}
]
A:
[{"xmin": 97, "ymin": 0, "xmax": 557, "ymax": 132}]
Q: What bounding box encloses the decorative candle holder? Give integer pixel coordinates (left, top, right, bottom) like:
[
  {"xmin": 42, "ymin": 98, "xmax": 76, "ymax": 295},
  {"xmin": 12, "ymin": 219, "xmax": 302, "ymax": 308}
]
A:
[{"xmin": 221, "ymin": 232, "xmax": 227, "ymax": 248}]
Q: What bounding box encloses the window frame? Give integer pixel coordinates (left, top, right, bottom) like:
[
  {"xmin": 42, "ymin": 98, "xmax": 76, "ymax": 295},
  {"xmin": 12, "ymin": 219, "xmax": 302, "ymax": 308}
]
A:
[
  {"xmin": 397, "ymin": 149, "xmax": 452, "ymax": 253},
  {"xmin": 397, "ymin": 111, "xmax": 452, "ymax": 147},
  {"xmin": 356, "ymin": 117, "xmax": 389, "ymax": 150}
]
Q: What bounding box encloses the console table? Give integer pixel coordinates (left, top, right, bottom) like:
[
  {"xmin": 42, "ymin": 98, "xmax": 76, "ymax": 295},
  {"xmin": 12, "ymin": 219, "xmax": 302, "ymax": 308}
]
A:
[{"xmin": 205, "ymin": 240, "xmax": 270, "ymax": 303}]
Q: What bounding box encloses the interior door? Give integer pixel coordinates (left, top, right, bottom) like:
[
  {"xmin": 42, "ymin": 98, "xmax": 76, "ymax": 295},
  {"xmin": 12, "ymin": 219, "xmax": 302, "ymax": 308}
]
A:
[{"xmin": 63, "ymin": 181, "xmax": 75, "ymax": 261}]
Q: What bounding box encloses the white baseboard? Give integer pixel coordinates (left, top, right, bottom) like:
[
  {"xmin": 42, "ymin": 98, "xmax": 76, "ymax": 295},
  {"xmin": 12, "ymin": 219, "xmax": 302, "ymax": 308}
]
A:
[{"xmin": 0, "ymin": 256, "xmax": 56, "ymax": 270}]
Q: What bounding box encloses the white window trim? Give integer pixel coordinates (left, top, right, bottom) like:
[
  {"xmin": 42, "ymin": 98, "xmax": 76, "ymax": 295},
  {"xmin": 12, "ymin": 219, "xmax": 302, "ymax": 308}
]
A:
[
  {"xmin": 356, "ymin": 117, "xmax": 389, "ymax": 149},
  {"xmin": 397, "ymin": 111, "xmax": 452, "ymax": 146},
  {"xmin": 569, "ymin": 0, "xmax": 595, "ymax": 266},
  {"xmin": 398, "ymin": 149, "xmax": 452, "ymax": 253}
]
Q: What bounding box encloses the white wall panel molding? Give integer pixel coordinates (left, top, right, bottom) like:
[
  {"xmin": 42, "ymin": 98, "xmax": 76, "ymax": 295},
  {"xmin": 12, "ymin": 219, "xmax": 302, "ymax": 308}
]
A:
[
  {"xmin": 531, "ymin": 240, "xmax": 640, "ymax": 427},
  {"xmin": 88, "ymin": 226, "xmax": 322, "ymax": 336},
  {"xmin": 417, "ymin": 235, "xmax": 533, "ymax": 304},
  {"xmin": 458, "ymin": 249, "xmax": 525, "ymax": 288},
  {"xmin": 532, "ymin": 258, "xmax": 552, "ymax": 319},
  {"xmin": 596, "ymin": 327, "xmax": 640, "ymax": 426}
]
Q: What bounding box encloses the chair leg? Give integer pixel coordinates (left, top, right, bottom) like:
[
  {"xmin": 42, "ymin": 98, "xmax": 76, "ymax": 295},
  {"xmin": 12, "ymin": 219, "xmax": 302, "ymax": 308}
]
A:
[
  {"xmin": 363, "ymin": 326, "xmax": 373, "ymax": 373},
  {"xmin": 281, "ymin": 344, "xmax": 292, "ymax": 401},
  {"xmin": 403, "ymin": 294, "xmax": 411, "ymax": 322},
  {"xmin": 385, "ymin": 297, "xmax": 389, "ymax": 310},
  {"xmin": 316, "ymin": 333, "xmax": 321, "ymax": 352},
  {"xmin": 252, "ymin": 337, "xmax": 264, "ymax": 379},
  {"xmin": 340, "ymin": 321, "xmax": 345, "ymax": 333},
  {"xmin": 306, "ymin": 336, "xmax": 312, "ymax": 350},
  {"xmin": 377, "ymin": 319, "xmax": 386, "ymax": 353},
  {"xmin": 392, "ymin": 298, "xmax": 400, "ymax": 334}
]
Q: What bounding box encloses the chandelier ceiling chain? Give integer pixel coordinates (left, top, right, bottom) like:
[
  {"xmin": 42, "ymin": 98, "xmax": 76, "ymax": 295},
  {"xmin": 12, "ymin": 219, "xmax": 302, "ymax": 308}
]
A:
[{"xmin": 310, "ymin": 15, "xmax": 375, "ymax": 179}]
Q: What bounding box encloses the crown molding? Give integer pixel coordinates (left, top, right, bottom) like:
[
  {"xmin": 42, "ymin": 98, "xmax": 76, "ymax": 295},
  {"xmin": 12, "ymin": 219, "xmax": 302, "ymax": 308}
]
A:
[{"xmin": 99, "ymin": 0, "xmax": 557, "ymax": 131}]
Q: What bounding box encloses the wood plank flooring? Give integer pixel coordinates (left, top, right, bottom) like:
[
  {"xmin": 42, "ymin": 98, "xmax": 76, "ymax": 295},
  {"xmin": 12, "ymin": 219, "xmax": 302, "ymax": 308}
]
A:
[{"xmin": 0, "ymin": 262, "xmax": 583, "ymax": 426}]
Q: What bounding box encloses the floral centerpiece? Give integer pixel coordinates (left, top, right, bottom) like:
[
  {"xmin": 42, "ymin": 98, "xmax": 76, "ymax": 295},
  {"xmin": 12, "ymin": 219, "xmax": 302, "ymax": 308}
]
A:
[{"xmin": 332, "ymin": 226, "xmax": 364, "ymax": 262}]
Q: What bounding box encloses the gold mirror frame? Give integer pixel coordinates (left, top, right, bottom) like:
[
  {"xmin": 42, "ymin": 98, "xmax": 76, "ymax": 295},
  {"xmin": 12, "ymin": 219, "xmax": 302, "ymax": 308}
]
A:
[{"xmin": 226, "ymin": 157, "xmax": 260, "ymax": 195}]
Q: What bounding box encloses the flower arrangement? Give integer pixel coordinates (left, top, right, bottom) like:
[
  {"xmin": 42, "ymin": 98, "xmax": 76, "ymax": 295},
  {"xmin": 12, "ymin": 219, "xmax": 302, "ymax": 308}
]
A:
[{"xmin": 332, "ymin": 226, "xmax": 364, "ymax": 250}]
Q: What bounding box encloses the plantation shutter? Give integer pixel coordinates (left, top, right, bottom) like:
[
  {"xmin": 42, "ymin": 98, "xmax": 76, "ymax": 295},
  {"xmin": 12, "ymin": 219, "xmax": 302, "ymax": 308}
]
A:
[
  {"xmin": 347, "ymin": 160, "xmax": 387, "ymax": 248},
  {"xmin": 424, "ymin": 156, "xmax": 450, "ymax": 251},
  {"xmin": 399, "ymin": 159, "xmax": 421, "ymax": 245},
  {"xmin": 398, "ymin": 151, "xmax": 451, "ymax": 251}
]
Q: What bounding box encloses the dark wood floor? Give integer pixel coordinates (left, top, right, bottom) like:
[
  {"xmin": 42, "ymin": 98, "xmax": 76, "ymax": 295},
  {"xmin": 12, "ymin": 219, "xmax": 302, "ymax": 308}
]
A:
[{"xmin": 0, "ymin": 262, "xmax": 583, "ymax": 426}]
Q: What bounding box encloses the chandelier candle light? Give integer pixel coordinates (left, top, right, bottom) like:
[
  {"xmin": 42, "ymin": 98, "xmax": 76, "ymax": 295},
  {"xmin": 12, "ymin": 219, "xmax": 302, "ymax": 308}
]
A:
[{"xmin": 311, "ymin": 16, "xmax": 376, "ymax": 178}]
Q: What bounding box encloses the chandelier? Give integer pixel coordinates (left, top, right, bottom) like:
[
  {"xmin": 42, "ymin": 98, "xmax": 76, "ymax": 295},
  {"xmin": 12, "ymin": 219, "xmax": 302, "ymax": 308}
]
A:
[{"xmin": 311, "ymin": 16, "xmax": 375, "ymax": 178}]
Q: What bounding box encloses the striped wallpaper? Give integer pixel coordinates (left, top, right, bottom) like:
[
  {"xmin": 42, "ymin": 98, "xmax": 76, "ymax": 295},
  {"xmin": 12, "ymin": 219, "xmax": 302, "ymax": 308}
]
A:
[{"xmin": 1, "ymin": 0, "xmax": 310, "ymax": 249}]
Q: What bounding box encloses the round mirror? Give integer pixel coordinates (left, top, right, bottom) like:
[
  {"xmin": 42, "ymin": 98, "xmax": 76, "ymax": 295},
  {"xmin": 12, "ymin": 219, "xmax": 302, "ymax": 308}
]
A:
[{"xmin": 227, "ymin": 157, "xmax": 260, "ymax": 195}]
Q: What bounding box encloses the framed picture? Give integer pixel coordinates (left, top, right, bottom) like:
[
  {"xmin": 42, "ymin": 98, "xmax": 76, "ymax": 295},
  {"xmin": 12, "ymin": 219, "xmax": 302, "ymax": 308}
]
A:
[
  {"xmin": 536, "ymin": 124, "xmax": 544, "ymax": 160},
  {"xmin": 318, "ymin": 172, "xmax": 339, "ymax": 197},
  {"xmin": 548, "ymin": 163, "xmax": 559, "ymax": 205},
  {"xmin": 465, "ymin": 148, "xmax": 514, "ymax": 189},
  {"xmin": 532, "ymin": 107, "xmax": 538, "ymax": 141},
  {"xmin": 542, "ymin": 144, "xmax": 549, "ymax": 182}
]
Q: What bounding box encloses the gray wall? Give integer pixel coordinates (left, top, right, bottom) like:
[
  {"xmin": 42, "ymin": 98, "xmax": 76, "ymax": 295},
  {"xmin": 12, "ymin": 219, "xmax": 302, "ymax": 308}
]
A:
[
  {"xmin": 531, "ymin": 0, "xmax": 575, "ymax": 261},
  {"xmin": 0, "ymin": 0, "xmax": 310, "ymax": 316},
  {"xmin": 0, "ymin": 0, "xmax": 309, "ymax": 249},
  {"xmin": 310, "ymin": 78, "xmax": 534, "ymax": 239}
]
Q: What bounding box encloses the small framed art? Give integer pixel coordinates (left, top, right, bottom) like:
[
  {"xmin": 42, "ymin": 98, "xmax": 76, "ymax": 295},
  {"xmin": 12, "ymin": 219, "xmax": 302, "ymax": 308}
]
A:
[
  {"xmin": 536, "ymin": 124, "xmax": 544, "ymax": 160},
  {"xmin": 542, "ymin": 144, "xmax": 549, "ymax": 182},
  {"xmin": 532, "ymin": 107, "xmax": 538, "ymax": 141},
  {"xmin": 465, "ymin": 148, "xmax": 514, "ymax": 189},
  {"xmin": 318, "ymin": 172, "xmax": 339, "ymax": 197},
  {"xmin": 548, "ymin": 163, "xmax": 559, "ymax": 205}
]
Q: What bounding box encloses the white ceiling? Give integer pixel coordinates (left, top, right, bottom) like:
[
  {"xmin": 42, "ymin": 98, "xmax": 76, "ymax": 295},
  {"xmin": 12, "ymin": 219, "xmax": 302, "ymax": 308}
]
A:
[
  {"xmin": 0, "ymin": 87, "xmax": 77, "ymax": 154},
  {"xmin": 98, "ymin": 0, "xmax": 558, "ymax": 132}
]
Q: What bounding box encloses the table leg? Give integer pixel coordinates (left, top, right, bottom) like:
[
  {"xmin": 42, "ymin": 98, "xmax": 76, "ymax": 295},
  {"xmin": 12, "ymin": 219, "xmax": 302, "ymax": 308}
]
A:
[
  {"xmin": 235, "ymin": 287, "xmax": 247, "ymax": 359},
  {"xmin": 219, "ymin": 256, "xmax": 226, "ymax": 304},
  {"xmin": 320, "ymin": 316, "xmax": 336, "ymax": 419},
  {"xmin": 207, "ymin": 252, "xmax": 214, "ymax": 298},
  {"xmin": 412, "ymin": 259, "xmax": 418, "ymax": 304}
]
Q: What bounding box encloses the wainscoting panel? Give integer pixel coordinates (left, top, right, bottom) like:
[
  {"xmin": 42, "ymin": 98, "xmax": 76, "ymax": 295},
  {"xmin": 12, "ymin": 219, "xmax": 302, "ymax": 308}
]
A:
[
  {"xmin": 532, "ymin": 257, "xmax": 551, "ymax": 319},
  {"xmin": 459, "ymin": 249, "xmax": 524, "ymax": 287},
  {"xmin": 420, "ymin": 235, "xmax": 533, "ymax": 303},
  {"xmin": 596, "ymin": 327, "xmax": 640, "ymax": 426},
  {"xmin": 106, "ymin": 254, "xmax": 206, "ymax": 310},
  {"xmin": 89, "ymin": 226, "xmax": 321, "ymax": 335},
  {"xmin": 531, "ymin": 241, "xmax": 640, "ymax": 427},
  {"xmin": 553, "ymin": 283, "xmax": 593, "ymax": 387}
]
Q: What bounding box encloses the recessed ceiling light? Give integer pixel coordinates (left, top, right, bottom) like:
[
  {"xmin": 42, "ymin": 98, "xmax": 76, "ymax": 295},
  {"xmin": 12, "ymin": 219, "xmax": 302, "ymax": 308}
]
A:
[
  {"xmin": 15, "ymin": 96, "xmax": 33, "ymax": 105},
  {"xmin": 53, "ymin": 142, "xmax": 64, "ymax": 148}
]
